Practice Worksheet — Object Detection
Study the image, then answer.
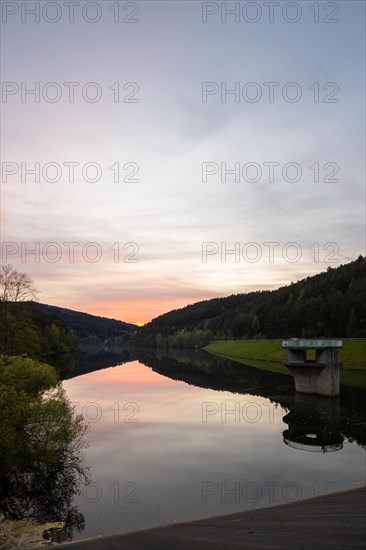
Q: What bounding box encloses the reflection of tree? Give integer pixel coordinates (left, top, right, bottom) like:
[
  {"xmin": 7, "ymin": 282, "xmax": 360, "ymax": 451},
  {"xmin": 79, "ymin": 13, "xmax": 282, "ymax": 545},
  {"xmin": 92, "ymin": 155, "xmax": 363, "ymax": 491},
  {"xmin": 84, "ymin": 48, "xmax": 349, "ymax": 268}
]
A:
[
  {"xmin": 138, "ymin": 348, "xmax": 293, "ymax": 402},
  {"xmin": 0, "ymin": 355, "xmax": 89, "ymax": 545},
  {"xmin": 46, "ymin": 350, "xmax": 79, "ymax": 378},
  {"xmin": 138, "ymin": 349, "xmax": 366, "ymax": 448},
  {"xmin": 64, "ymin": 350, "xmax": 134, "ymax": 380}
]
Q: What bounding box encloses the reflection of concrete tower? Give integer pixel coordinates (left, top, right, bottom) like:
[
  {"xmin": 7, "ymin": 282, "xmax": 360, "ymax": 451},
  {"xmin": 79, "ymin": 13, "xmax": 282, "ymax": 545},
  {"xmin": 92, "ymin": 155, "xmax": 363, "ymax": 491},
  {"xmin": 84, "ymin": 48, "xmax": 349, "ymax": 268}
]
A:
[
  {"xmin": 282, "ymin": 393, "xmax": 344, "ymax": 453},
  {"xmin": 283, "ymin": 339, "xmax": 342, "ymax": 396}
]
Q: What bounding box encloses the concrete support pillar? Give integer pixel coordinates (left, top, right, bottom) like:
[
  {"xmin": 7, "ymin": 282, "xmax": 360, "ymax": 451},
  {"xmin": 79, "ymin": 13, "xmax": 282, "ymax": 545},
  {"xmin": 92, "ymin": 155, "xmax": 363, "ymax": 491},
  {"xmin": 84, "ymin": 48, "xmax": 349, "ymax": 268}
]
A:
[{"xmin": 283, "ymin": 340, "xmax": 341, "ymax": 397}]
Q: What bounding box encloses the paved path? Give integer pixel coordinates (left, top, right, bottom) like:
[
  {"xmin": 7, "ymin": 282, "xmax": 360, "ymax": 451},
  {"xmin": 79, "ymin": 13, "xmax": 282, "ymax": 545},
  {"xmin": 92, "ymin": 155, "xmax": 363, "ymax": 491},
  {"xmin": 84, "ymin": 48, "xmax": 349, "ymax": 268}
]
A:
[{"xmin": 56, "ymin": 486, "xmax": 366, "ymax": 550}]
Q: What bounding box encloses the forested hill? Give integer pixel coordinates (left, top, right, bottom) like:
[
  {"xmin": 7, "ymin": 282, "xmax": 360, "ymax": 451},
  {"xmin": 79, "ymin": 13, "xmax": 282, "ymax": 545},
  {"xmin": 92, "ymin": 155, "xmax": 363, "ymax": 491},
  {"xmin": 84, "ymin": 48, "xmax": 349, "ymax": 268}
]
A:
[
  {"xmin": 1, "ymin": 300, "xmax": 137, "ymax": 371},
  {"xmin": 30, "ymin": 302, "xmax": 138, "ymax": 339},
  {"xmin": 134, "ymin": 256, "xmax": 366, "ymax": 347}
]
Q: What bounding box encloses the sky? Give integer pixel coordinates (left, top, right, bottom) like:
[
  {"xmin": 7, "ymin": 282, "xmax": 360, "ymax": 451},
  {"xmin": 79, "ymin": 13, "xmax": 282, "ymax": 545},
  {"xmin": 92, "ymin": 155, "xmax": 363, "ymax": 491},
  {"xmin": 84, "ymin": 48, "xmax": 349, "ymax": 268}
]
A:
[{"xmin": 0, "ymin": 0, "xmax": 365, "ymax": 324}]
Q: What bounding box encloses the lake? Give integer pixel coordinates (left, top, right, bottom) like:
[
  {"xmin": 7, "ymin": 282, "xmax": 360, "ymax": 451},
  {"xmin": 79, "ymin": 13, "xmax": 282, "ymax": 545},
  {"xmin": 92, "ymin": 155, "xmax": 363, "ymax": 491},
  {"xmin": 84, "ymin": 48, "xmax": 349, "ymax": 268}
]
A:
[{"xmin": 60, "ymin": 349, "xmax": 366, "ymax": 542}]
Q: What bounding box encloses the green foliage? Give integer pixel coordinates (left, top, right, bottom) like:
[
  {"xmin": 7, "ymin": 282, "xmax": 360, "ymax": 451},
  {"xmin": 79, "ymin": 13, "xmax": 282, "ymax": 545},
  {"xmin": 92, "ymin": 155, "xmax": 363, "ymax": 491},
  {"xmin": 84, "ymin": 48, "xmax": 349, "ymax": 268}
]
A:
[
  {"xmin": 0, "ymin": 355, "xmax": 60, "ymax": 472},
  {"xmin": 0, "ymin": 355, "xmax": 89, "ymax": 543},
  {"xmin": 0, "ymin": 298, "xmax": 135, "ymax": 364},
  {"xmin": 0, "ymin": 302, "xmax": 79, "ymax": 361},
  {"xmin": 163, "ymin": 329, "xmax": 213, "ymax": 349},
  {"xmin": 134, "ymin": 256, "xmax": 366, "ymax": 347},
  {"xmin": 0, "ymin": 355, "xmax": 59, "ymax": 397},
  {"xmin": 251, "ymin": 315, "xmax": 260, "ymax": 333},
  {"xmin": 0, "ymin": 305, "xmax": 41, "ymax": 357},
  {"xmin": 346, "ymin": 308, "xmax": 358, "ymax": 337},
  {"xmin": 41, "ymin": 322, "xmax": 79, "ymax": 355},
  {"xmin": 31, "ymin": 302, "xmax": 137, "ymax": 339}
]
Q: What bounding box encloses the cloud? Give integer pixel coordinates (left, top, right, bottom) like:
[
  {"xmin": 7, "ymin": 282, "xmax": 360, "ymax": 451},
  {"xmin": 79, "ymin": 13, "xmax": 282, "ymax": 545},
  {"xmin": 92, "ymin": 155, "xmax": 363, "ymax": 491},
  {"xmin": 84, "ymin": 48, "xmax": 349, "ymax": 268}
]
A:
[{"xmin": 1, "ymin": 2, "xmax": 364, "ymax": 322}]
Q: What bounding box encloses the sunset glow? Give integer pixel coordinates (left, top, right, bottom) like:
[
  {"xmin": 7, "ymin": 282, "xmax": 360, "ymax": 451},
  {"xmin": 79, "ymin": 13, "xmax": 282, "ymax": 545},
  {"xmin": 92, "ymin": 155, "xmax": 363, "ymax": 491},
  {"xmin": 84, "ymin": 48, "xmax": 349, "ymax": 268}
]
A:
[{"xmin": 1, "ymin": 2, "xmax": 364, "ymax": 324}]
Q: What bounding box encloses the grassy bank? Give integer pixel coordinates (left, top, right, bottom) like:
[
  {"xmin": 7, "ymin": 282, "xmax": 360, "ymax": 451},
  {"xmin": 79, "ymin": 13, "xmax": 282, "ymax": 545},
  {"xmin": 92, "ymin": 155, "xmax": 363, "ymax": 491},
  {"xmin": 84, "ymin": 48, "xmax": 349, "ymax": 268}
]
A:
[{"xmin": 204, "ymin": 340, "xmax": 366, "ymax": 389}]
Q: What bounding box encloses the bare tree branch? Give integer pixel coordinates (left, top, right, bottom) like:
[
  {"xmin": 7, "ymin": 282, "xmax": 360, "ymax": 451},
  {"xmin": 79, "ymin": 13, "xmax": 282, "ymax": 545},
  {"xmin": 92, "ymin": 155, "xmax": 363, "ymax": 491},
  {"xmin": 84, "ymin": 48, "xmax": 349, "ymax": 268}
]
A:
[{"xmin": 0, "ymin": 264, "xmax": 38, "ymax": 302}]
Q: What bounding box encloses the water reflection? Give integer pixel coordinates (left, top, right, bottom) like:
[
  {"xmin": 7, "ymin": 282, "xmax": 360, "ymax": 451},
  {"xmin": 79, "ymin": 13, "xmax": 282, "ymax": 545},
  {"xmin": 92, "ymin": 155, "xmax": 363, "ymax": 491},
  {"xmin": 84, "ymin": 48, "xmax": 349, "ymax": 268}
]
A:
[
  {"xmin": 63, "ymin": 349, "xmax": 134, "ymax": 379},
  {"xmin": 137, "ymin": 349, "xmax": 366, "ymax": 449},
  {"xmin": 0, "ymin": 385, "xmax": 90, "ymax": 546},
  {"xmin": 138, "ymin": 348, "xmax": 294, "ymax": 400},
  {"xmin": 61, "ymin": 350, "xmax": 366, "ymax": 542},
  {"xmin": 282, "ymin": 394, "xmax": 344, "ymax": 453},
  {"xmin": 5, "ymin": 348, "xmax": 363, "ymax": 545}
]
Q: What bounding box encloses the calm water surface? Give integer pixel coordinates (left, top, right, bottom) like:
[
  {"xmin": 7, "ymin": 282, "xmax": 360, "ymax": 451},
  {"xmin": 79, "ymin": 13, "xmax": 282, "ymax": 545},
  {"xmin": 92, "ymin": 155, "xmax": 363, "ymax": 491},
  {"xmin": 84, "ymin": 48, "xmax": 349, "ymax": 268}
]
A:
[{"xmin": 62, "ymin": 351, "xmax": 366, "ymax": 541}]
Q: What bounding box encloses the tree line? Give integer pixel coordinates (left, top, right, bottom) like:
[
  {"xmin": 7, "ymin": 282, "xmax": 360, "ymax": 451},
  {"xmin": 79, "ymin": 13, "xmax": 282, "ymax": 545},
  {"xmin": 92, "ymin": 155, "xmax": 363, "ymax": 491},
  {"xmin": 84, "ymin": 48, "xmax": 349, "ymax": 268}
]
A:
[
  {"xmin": 0, "ymin": 265, "xmax": 89, "ymax": 544},
  {"xmin": 132, "ymin": 255, "xmax": 366, "ymax": 349},
  {"xmin": 0, "ymin": 264, "xmax": 137, "ymax": 361}
]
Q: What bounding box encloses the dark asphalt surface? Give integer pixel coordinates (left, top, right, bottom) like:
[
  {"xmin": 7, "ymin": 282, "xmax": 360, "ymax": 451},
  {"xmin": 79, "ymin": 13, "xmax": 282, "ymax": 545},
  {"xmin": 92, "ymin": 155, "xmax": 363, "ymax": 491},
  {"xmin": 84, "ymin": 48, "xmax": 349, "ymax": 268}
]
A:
[{"xmin": 55, "ymin": 486, "xmax": 366, "ymax": 550}]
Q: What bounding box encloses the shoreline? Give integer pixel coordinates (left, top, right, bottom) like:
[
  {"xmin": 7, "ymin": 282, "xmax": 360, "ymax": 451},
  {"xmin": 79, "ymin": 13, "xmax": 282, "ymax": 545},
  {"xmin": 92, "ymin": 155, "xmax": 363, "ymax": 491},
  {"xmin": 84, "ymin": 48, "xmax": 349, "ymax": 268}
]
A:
[
  {"xmin": 54, "ymin": 485, "xmax": 366, "ymax": 550},
  {"xmin": 204, "ymin": 339, "xmax": 366, "ymax": 389}
]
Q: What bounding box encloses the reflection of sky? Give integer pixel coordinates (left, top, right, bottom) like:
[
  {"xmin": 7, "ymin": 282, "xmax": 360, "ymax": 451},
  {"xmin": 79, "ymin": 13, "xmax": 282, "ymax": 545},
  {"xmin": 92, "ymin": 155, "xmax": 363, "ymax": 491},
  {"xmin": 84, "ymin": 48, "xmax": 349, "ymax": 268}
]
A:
[
  {"xmin": 63, "ymin": 361, "xmax": 365, "ymax": 540},
  {"xmin": 1, "ymin": 1, "xmax": 365, "ymax": 323}
]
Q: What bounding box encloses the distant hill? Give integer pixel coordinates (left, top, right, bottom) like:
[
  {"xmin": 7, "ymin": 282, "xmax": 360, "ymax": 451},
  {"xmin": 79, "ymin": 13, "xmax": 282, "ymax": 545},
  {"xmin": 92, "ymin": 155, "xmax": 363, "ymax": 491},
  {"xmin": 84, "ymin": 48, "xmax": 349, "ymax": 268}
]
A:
[
  {"xmin": 0, "ymin": 300, "xmax": 137, "ymax": 375},
  {"xmin": 30, "ymin": 302, "xmax": 138, "ymax": 340},
  {"xmin": 133, "ymin": 255, "xmax": 366, "ymax": 347}
]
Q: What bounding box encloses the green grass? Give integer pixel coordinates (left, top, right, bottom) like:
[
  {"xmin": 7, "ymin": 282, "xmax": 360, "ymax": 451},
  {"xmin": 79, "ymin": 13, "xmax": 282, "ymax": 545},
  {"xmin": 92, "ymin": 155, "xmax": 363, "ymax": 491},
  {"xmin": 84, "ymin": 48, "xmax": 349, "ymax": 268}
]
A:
[{"xmin": 204, "ymin": 339, "xmax": 366, "ymax": 389}]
